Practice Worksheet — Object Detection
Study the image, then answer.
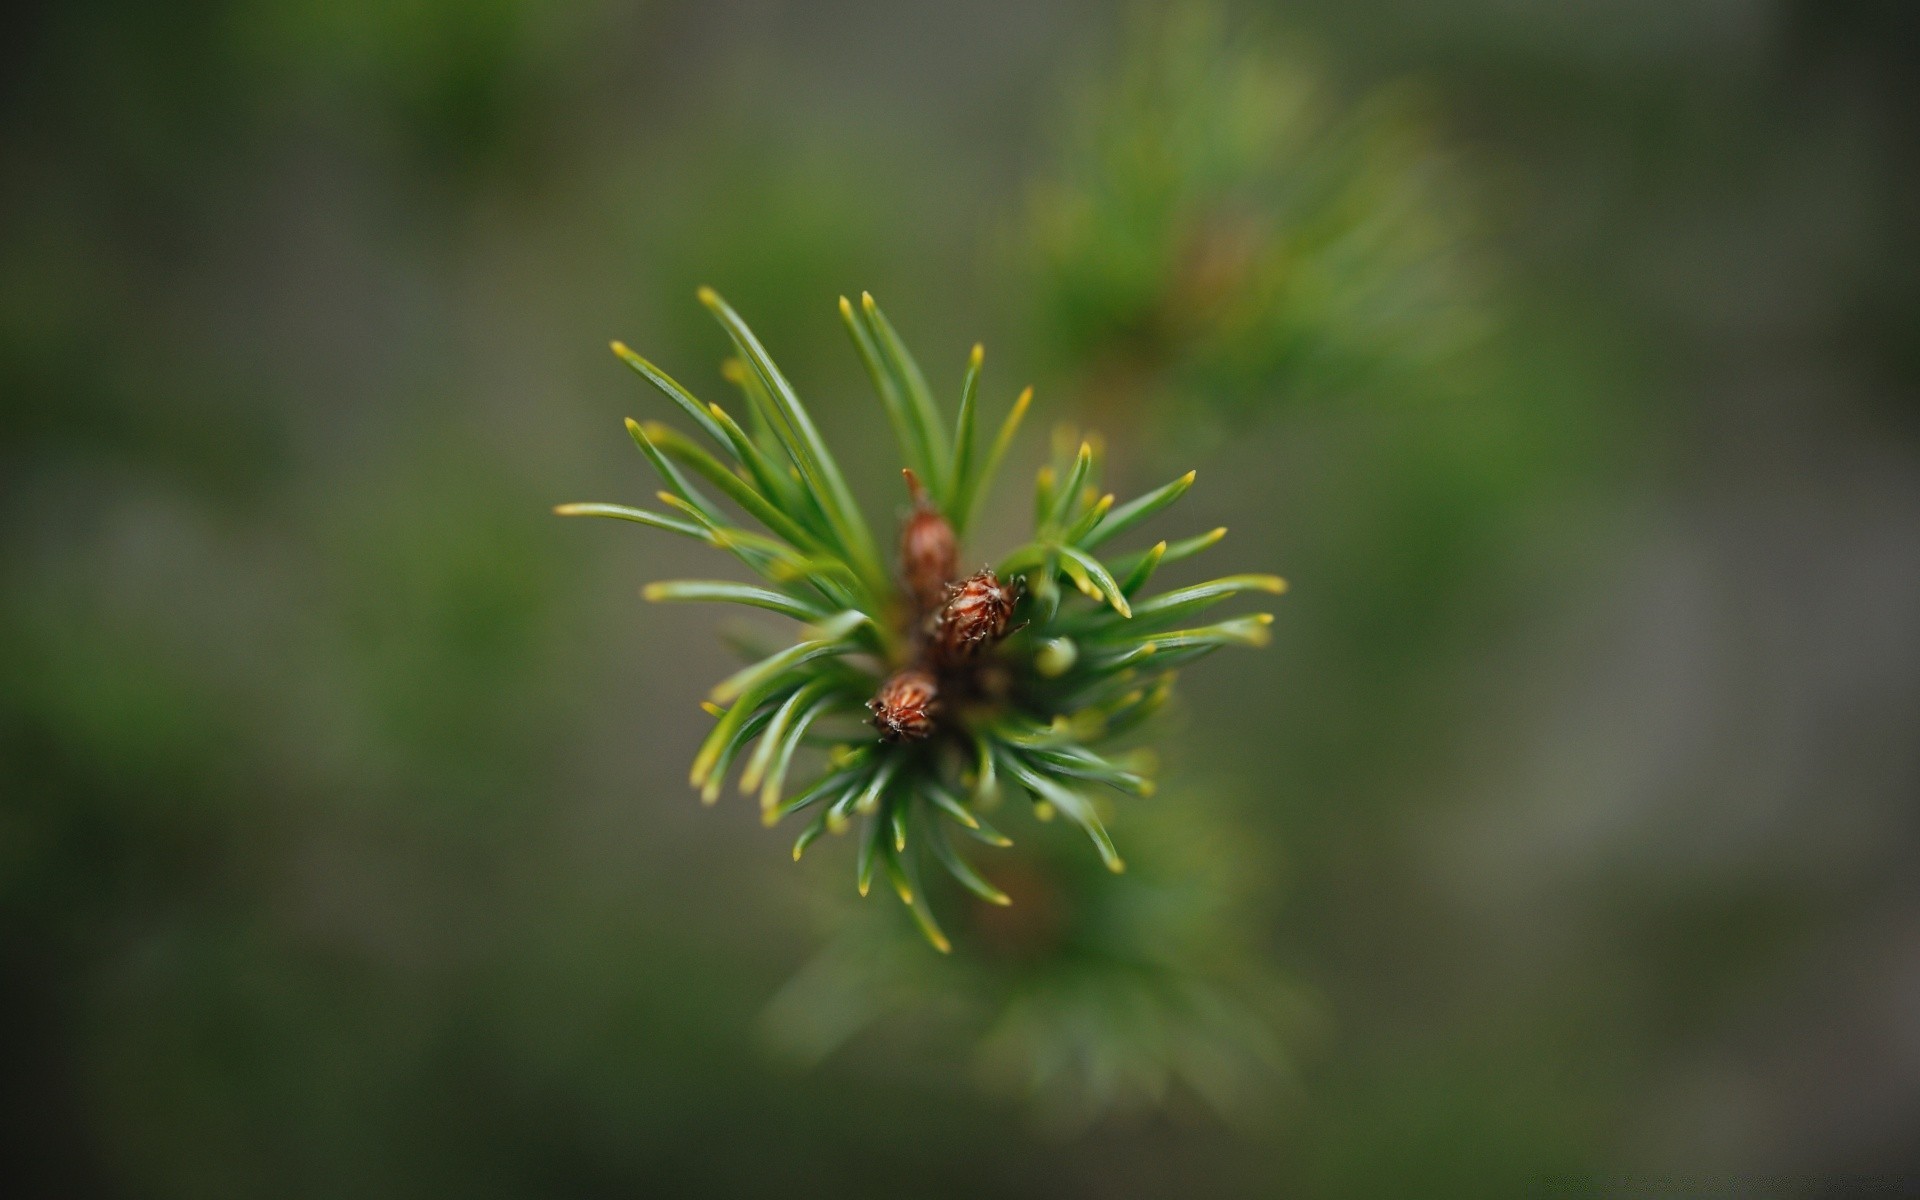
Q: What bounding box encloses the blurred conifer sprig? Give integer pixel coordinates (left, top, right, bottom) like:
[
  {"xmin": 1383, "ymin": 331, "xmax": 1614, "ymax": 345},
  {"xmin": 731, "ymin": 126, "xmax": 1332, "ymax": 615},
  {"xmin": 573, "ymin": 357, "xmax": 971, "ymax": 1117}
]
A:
[
  {"xmin": 559, "ymin": 288, "xmax": 1281, "ymax": 951},
  {"xmin": 761, "ymin": 784, "xmax": 1308, "ymax": 1129},
  {"xmin": 1027, "ymin": 2, "xmax": 1485, "ymax": 422}
]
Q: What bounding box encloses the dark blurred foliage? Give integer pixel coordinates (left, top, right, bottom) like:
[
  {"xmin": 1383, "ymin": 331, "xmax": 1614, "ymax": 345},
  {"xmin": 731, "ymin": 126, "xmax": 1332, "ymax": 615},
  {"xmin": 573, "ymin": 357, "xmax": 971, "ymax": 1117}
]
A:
[
  {"xmin": 763, "ymin": 783, "xmax": 1312, "ymax": 1134},
  {"xmin": 3, "ymin": 1, "xmax": 1918, "ymax": 1197},
  {"xmin": 1024, "ymin": 3, "xmax": 1489, "ymax": 436}
]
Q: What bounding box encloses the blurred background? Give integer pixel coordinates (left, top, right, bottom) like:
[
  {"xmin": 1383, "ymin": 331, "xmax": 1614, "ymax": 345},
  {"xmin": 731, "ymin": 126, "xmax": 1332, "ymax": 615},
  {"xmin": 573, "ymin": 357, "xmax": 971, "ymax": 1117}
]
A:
[{"xmin": 4, "ymin": 0, "xmax": 1918, "ymax": 1194}]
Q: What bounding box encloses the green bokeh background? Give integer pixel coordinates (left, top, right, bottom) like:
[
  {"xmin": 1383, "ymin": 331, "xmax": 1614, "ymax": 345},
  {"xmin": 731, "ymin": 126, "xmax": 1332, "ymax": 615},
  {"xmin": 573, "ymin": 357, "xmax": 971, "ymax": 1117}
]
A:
[{"xmin": 4, "ymin": 1, "xmax": 1917, "ymax": 1195}]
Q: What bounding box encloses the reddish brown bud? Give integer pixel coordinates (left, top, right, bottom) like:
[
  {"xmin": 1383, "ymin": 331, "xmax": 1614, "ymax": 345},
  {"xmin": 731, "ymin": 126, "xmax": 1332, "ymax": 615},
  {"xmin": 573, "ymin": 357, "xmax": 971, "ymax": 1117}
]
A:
[
  {"xmin": 934, "ymin": 569, "xmax": 1021, "ymax": 663},
  {"xmin": 868, "ymin": 667, "xmax": 940, "ymax": 741},
  {"xmin": 898, "ymin": 468, "xmax": 957, "ymax": 612}
]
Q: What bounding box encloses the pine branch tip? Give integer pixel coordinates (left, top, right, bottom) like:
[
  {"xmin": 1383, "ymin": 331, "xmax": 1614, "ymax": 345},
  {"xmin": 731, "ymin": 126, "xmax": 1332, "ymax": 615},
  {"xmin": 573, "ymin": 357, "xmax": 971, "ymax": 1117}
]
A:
[{"xmin": 571, "ymin": 287, "xmax": 1289, "ymax": 943}]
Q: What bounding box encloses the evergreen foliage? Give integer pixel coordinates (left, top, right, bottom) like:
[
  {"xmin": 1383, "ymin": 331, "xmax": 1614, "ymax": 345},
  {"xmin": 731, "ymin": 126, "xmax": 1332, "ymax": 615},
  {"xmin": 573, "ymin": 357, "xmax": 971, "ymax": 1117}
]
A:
[{"xmin": 560, "ymin": 289, "xmax": 1281, "ymax": 950}]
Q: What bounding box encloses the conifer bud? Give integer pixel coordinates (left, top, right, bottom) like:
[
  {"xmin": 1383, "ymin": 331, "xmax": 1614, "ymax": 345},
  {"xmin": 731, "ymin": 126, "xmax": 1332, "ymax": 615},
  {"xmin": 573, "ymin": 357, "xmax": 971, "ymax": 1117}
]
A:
[
  {"xmin": 869, "ymin": 668, "xmax": 940, "ymax": 741},
  {"xmin": 934, "ymin": 569, "xmax": 1021, "ymax": 663},
  {"xmin": 899, "ymin": 468, "xmax": 958, "ymax": 612}
]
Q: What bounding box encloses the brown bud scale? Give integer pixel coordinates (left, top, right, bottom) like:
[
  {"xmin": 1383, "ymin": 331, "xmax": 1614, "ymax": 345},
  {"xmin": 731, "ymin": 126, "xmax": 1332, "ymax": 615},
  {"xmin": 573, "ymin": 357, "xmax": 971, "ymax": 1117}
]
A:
[
  {"xmin": 900, "ymin": 510, "xmax": 957, "ymax": 612},
  {"xmin": 898, "ymin": 468, "xmax": 957, "ymax": 612},
  {"xmin": 869, "ymin": 668, "xmax": 940, "ymax": 741},
  {"xmin": 934, "ymin": 569, "xmax": 1020, "ymax": 663}
]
